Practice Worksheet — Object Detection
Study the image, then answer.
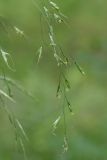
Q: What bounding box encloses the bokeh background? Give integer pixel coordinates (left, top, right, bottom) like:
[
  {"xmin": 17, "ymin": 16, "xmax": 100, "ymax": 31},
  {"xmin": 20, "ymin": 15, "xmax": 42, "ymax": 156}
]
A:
[{"xmin": 0, "ymin": 0, "xmax": 107, "ymax": 159}]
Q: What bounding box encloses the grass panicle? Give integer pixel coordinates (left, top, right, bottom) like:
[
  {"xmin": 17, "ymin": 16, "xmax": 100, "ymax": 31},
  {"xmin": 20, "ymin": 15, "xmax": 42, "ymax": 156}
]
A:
[{"xmin": 0, "ymin": 0, "xmax": 85, "ymax": 156}]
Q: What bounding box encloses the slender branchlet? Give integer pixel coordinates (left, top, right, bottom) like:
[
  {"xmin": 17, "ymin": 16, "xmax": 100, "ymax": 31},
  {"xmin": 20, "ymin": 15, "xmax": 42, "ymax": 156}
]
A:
[
  {"xmin": 33, "ymin": 0, "xmax": 72, "ymax": 152},
  {"xmin": 33, "ymin": 0, "xmax": 85, "ymax": 153}
]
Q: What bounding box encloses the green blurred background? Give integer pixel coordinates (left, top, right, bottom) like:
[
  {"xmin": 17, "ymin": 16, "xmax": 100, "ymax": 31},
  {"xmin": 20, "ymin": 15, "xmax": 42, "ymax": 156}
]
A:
[{"xmin": 0, "ymin": 0, "xmax": 107, "ymax": 159}]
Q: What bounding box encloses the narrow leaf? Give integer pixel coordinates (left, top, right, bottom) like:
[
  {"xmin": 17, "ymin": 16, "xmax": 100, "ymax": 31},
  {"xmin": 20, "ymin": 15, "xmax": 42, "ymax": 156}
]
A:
[
  {"xmin": 36, "ymin": 46, "xmax": 43, "ymax": 64},
  {"xmin": 56, "ymin": 80, "xmax": 61, "ymax": 99},
  {"xmin": 74, "ymin": 61, "xmax": 85, "ymax": 75},
  {"xmin": 15, "ymin": 119, "xmax": 29, "ymax": 142},
  {"xmin": 52, "ymin": 116, "xmax": 61, "ymax": 135},
  {"xmin": 0, "ymin": 89, "xmax": 15, "ymax": 103},
  {"xmin": 14, "ymin": 26, "xmax": 24, "ymax": 36},
  {"xmin": 0, "ymin": 48, "xmax": 15, "ymax": 71},
  {"xmin": 50, "ymin": 1, "xmax": 59, "ymax": 11}
]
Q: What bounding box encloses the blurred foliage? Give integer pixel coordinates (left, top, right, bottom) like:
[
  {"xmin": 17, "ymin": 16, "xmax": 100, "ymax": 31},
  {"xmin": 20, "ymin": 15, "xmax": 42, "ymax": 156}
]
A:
[{"xmin": 0, "ymin": 0, "xmax": 107, "ymax": 160}]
